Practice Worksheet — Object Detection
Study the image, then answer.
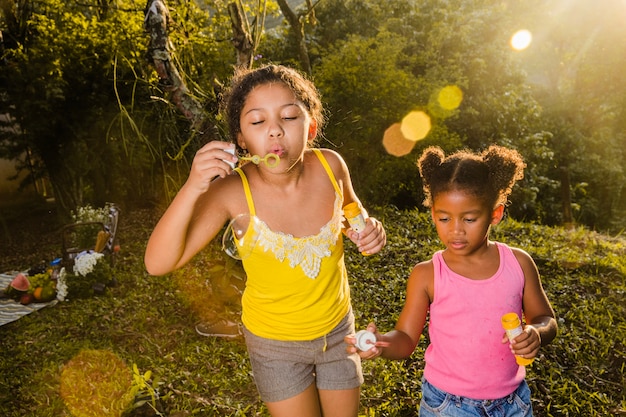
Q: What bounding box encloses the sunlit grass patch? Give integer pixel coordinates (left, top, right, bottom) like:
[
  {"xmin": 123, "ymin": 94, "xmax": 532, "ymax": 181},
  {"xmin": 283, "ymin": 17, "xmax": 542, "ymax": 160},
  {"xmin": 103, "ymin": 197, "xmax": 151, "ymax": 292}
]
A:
[{"xmin": 60, "ymin": 349, "xmax": 134, "ymax": 417}]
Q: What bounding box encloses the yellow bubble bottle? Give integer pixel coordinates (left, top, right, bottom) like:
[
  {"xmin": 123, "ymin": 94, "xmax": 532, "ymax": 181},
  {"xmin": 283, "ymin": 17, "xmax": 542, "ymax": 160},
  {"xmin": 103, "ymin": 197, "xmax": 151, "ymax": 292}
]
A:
[
  {"xmin": 343, "ymin": 202, "xmax": 370, "ymax": 256},
  {"xmin": 343, "ymin": 202, "xmax": 366, "ymax": 233},
  {"xmin": 501, "ymin": 312, "xmax": 534, "ymax": 366}
]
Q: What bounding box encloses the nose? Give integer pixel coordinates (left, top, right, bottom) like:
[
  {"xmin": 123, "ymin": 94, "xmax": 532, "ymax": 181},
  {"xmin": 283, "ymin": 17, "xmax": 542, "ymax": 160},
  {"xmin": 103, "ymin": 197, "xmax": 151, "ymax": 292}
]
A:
[
  {"xmin": 452, "ymin": 219, "xmax": 465, "ymax": 234},
  {"xmin": 268, "ymin": 119, "xmax": 284, "ymax": 138}
]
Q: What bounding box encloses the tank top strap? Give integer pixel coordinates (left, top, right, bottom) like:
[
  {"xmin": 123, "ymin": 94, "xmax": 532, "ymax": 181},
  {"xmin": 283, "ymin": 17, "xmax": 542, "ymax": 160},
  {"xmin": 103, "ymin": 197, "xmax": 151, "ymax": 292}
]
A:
[
  {"xmin": 234, "ymin": 168, "xmax": 256, "ymax": 216},
  {"xmin": 235, "ymin": 150, "xmax": 341, "ymax": 216},
  {"xmin": 312, "ymin": 149, "xmax": 342, "ymax": 197}
]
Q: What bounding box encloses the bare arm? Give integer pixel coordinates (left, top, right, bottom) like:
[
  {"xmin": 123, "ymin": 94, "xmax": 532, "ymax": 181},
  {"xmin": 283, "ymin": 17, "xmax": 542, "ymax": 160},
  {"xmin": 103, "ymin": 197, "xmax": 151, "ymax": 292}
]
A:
[
  {"xmin": 507, "ymin": 248, "xmax": 558, "ymax": 358},
  {"xmin": 144, "ymin": 141, "xmax": 238, "ymax": 276},
  {"xmin": 347, "ymin": 261, "xmax": 432, "ymax": 360},
  {"xmin": 379, "ymin": 261, "xmax": 432, "ymax": 359}
]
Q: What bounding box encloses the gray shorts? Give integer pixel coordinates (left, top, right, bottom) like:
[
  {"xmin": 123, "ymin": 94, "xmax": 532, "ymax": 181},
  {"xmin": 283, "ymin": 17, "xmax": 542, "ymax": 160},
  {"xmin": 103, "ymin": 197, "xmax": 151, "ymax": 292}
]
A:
[{"xmin": 243, "ymin": 310, "xmax": 363, "ymax": 402}]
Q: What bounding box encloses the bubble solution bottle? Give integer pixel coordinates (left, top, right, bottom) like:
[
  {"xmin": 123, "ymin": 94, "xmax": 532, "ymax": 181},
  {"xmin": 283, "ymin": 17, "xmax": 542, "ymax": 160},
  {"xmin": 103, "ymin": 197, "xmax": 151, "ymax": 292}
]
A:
[
  {"xmin": 343, "ymin": 202, "xmax": 366, "ymax": 233},
  {"xmin": 343, "ymin": 202, "xmax": 369, "ymax": 256},
  {"xmin": 354, "ymin": 330, "xmax": 377, "ymax": 351},
  {"xmin": 501, "ymin": 312, "xmax": 534, "ymax": 366}
]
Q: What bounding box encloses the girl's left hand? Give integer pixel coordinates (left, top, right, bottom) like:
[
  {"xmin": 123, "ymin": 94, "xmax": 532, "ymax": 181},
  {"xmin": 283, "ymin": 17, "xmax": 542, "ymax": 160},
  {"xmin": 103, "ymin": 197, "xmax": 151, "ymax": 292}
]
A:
[
  {"xmin": 502, "ymin": 325, "xmax": 541, "ymax": 359},
  {"xmin": 347, "ymin": 217, "xmax": 386, "ymax": 255}
]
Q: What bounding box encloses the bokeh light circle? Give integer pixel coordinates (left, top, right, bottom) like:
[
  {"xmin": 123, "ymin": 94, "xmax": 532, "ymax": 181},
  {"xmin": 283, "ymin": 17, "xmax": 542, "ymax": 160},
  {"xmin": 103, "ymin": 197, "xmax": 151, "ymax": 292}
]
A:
[
  {"xmin": 438, "ymin": 85, "xmax": 463, "ymax": 110},
  {"xmin": 383, "ymin": 123, "xmax": 417, "ymax": 157},
  {"xmin": 60, "ymin": 349, "xmax": 134, "ymax": 417},
  {"xmin": 400, "ymin": 111, "xmax": 432, "ymax": 142}
]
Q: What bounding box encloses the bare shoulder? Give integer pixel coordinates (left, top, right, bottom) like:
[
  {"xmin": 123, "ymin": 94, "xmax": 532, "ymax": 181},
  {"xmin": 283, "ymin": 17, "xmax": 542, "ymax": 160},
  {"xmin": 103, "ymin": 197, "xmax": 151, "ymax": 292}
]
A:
[
  {"xmin": 411, "ymin": 259, "xmax": 434, "ymax": 276},
  {"xmin": 313, "ymin": 148, "xmax": 348, "ymax": 169},
  {"xmin": 203, "ymin": 170, "xmax": 242, "ymax": 197},
  {"xmin": 311, "ymin": 148, "xmax": 351, "ymax": 187},
  {"xmin": 197, "ymin": 170, "xmax": 246, "ymax": 217},
  {"xmin": 408, "ymin": 259, "xmax": 435, "ymax": 301},
  {"xmin": 510, "ymin": 246, "xmax": 538, "ymax": 271},
  {"xmin": 315, "ymin": 147, "xmax": 343, "ymax": 160}
]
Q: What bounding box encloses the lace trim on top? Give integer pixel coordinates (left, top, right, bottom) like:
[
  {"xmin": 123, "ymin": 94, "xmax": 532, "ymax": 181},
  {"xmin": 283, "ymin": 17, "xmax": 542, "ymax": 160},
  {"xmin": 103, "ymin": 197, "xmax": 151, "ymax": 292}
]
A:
[{"xmin": 254, "ymin": 193, "xmax": 343, "ymax": 279}]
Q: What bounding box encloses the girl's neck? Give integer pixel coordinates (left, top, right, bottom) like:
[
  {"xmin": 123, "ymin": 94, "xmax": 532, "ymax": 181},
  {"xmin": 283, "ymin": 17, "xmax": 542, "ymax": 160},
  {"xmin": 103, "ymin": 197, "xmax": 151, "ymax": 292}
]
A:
[
  {"xmin": 254, "ymin": 157, "xmax": 304, "ymax": 188},
  {"xmin": 442, "ymin": 240, "xmax": 499, "ymax": 280}
]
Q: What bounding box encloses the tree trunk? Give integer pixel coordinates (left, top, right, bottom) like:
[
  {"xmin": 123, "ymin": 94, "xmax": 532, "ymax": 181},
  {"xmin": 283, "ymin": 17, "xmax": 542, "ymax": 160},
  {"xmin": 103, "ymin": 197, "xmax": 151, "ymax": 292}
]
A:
[
  {"xmin": 143, "ymin": 0, "xmax": 256, "ymax": 142},
  {"xmin": 276, "ymin": 0, "xmax": 312, "ymax": 75},
  {"xmin": 144, "ymin": 0, "xmax": 207, "ymax": 132},
  {"xmin": 228, "ymin": 1, "xmax": 254, "ymax": 69}
]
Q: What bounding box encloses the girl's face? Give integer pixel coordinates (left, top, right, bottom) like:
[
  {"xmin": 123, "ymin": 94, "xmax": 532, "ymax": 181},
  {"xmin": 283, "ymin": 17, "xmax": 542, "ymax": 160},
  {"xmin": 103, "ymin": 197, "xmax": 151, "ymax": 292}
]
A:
[
  {"xmin": 431, "ymin": 190, "xmax": 504, "ymax": 255},
  {"xmin": 237, "ymin": 82, "xmax": 315, "ymax": 169}
]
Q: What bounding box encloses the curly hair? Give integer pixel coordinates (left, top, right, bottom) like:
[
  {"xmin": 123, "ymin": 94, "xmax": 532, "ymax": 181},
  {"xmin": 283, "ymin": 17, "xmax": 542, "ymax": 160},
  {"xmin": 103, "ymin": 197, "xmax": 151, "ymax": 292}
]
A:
[
  {"xmin": 220, "ymin": 65, "xmax": 325, "ymax": 145},
  {"xmin": 417, "ymin": 145, "xmax": 526, "ymax": 208}
]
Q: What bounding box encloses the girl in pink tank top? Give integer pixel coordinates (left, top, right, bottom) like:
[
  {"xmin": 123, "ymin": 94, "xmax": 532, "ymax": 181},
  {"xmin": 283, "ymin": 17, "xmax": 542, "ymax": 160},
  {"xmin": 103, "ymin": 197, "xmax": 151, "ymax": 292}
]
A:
[{"xmin": 347, "ymin": 145, "xmax": 557, "ymax": 416}]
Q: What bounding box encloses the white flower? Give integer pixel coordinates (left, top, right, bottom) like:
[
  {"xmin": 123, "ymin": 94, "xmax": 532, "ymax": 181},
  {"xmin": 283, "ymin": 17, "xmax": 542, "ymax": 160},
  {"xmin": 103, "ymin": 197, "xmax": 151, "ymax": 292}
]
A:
[
  {"xmin": 73, "ymin": 251, "xmax": 105, "ymax": 277},
  {"xmin": 72, "ymin": 204, "xmax": 109, "ymax": 224}
]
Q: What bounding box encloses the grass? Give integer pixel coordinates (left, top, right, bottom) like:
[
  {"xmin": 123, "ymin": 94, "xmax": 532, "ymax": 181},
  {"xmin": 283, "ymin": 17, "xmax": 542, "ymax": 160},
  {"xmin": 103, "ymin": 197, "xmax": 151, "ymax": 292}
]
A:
[{"xmin": 0, "ymin": 203, "xmax": 624, "ymax": 416}]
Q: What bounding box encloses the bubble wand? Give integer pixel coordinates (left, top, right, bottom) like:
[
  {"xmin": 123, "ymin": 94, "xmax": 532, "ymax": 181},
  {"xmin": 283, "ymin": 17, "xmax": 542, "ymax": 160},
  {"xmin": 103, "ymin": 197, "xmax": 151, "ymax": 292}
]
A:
[{"xmin": 240, "ymin": 153, "xmax": 280, "ymax": 168}]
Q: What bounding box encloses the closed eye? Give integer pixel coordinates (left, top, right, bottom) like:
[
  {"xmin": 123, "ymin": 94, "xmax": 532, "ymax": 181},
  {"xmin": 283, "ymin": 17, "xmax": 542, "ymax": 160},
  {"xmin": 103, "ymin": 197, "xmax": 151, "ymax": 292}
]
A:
[{"xmin": 282, "ymin": 112, "xmax": 300, "ymax": 120}]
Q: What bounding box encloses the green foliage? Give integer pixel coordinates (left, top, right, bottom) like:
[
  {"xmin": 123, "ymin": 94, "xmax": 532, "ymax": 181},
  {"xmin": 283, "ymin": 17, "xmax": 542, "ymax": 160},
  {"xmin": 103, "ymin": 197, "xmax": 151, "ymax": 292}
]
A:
[
  {"xmin": 127, "ymin": 363, "xmax": 165, "ymax": 416},
  {"xmin": 0, "ymin": 207, "xmax": 624, "ymax": 416},
  {"xmin": 3, "ymin": 0, "xmax": 626, "ymax": 231},
  {"xmin": 507, "ymin": 0, "xmax": 626, "ymax": 230},
  {"xmin": 307, "ymin": 0, "xmax": 626, "ymax": 232},
  {"xmin": 313, "ymin": 29, "xmax": 433, "ymax": 207},
  {"xmin": 0, "ymin": 0, "xmax": 151, "ymax": 214},
  {"xmin": 309, "ymin": 0, "xmax": 552, "ymax": 215}
]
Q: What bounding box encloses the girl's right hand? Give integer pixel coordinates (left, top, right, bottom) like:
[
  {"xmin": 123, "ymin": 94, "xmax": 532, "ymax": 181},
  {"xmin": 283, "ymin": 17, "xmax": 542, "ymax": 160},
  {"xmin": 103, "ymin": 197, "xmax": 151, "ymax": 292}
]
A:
[
  {"xmin": 344, "ymin": 322, "xmax": 388, "ymax": 360},
  {"xmin": 186, "ymin": 141, "xmax": 238, "ymax": 193}
]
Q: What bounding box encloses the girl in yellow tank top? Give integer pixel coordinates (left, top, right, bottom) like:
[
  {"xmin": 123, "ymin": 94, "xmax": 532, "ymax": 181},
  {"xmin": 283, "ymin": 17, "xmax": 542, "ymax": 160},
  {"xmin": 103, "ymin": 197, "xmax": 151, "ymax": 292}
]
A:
[
  {"xmin": 145, "ymin": 65, "xmax": 387, "ymax": 417},
  {"xmin": 235, "ymin": 149, "xmax": 350, "ymax": 341}
]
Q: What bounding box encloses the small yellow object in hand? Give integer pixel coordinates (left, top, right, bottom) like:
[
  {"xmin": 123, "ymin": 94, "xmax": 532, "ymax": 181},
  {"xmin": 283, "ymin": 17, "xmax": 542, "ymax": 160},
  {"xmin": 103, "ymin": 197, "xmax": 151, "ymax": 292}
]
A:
[{"xmin": 240, "ymin": 153, "xmax": 280, "ymax": 168}]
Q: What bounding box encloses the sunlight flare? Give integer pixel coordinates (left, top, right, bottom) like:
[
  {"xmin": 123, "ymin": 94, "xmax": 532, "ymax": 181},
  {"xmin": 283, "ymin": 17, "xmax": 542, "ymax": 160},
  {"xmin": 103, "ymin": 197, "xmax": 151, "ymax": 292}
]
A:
[{"xmin": 511, "ymin": 29, "xmax": 532, "ymax": 51}]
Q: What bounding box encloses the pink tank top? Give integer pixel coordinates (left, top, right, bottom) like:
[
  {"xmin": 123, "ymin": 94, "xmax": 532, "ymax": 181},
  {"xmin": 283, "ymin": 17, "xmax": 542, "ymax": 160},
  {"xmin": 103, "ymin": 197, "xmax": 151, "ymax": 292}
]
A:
[{"xmin": 423, "ymin": 242, "xmax": 526, "ymax": 399}]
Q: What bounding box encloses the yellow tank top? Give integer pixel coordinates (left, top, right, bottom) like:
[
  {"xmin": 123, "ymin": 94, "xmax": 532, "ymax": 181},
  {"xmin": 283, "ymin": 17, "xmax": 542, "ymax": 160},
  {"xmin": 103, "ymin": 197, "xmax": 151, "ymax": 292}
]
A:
[{"xmin": 235, "ymin": 149, "xmax": 351, "ymax": 340}]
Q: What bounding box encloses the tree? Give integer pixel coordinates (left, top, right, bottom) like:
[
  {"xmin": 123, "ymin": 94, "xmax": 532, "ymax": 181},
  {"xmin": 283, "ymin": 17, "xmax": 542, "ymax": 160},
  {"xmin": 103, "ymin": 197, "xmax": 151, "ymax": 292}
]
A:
[
  {"xmin": 0, "ymin": 0, "xmax": 151, "ymax": 215},
  {"xmin": 0, "ymin": 0, "xmax": 264, "ymax": 214},
  {"xmin": 513, "ymin": 0, "xmax": 626, "ymax": 230},
  {"xmin": 311, "ymin": 0, "xmax": 550, "ymax": 214},
  {"xmin": 274, "ymin": 0, "xmax": 318, "ymax": 74},
  {"xmin": 2, "ymin": 0, "xmax": 625, "ymax": 232}
]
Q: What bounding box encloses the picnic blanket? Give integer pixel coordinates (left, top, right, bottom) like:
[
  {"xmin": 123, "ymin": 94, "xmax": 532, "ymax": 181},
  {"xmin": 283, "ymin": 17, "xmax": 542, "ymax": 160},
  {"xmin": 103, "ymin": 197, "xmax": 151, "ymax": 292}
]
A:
[{"xmin": 0, "ymin": 272, "xmax": 58, "ymax": 327}]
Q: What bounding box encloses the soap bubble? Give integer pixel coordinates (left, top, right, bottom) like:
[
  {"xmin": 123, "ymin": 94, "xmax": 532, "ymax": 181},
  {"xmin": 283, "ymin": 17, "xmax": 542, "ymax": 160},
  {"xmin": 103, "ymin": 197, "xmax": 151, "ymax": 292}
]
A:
[{"xmin": 222, "ymin": 214, "xmax": 260, "ymax": 260}]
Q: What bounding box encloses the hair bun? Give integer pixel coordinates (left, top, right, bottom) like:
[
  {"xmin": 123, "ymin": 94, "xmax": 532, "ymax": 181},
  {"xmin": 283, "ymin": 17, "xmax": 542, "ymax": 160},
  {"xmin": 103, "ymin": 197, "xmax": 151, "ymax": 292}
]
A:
[{"xmin": 418, "ymin": 146, "xmax": 445, "ymax": 183}]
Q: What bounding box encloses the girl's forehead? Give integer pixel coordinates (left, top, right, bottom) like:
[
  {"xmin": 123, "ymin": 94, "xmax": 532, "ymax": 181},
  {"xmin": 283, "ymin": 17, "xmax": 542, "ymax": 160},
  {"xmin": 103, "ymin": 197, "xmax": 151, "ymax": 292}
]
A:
[
  {"xmin": 433, "ymin": 189, "xmax": 488, "ymax": 209},
  {"xmin": 243, "ymin": 83, "xmax": 303, "ymax": 112}
]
